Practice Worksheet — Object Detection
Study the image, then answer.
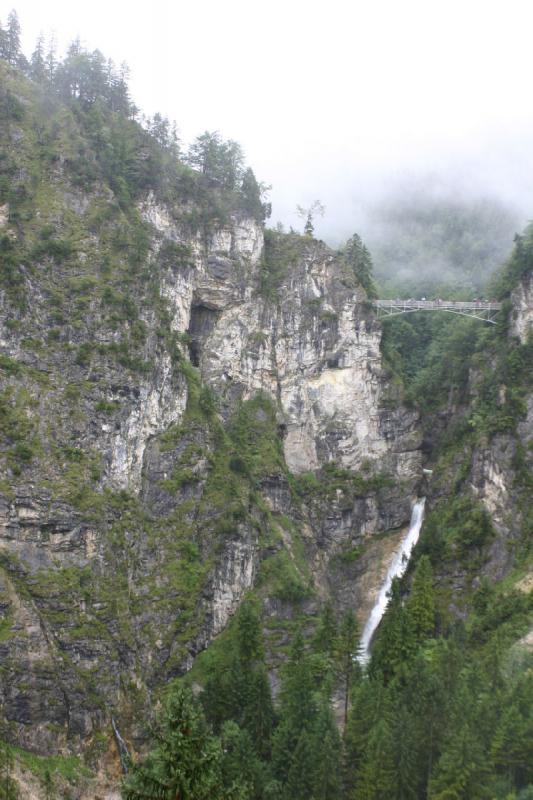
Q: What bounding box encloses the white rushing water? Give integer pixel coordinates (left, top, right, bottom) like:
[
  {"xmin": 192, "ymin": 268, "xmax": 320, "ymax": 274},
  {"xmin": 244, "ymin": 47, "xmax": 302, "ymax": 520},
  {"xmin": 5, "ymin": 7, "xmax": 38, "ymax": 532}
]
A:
[
  {"xmin": 358, "ymin": 498, "xmax": 426, "ymax": 665},
  {"xmin": 112, "ymin": 716, "xmax": 131, "ymax": 774}
]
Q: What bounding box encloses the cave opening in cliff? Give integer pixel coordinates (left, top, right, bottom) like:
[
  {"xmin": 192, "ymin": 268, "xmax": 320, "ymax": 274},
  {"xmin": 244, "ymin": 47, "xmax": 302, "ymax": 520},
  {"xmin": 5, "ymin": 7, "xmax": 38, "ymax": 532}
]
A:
[{"xmin": 187, "ymin": 304, "xmax": 221, "ymax": 366}]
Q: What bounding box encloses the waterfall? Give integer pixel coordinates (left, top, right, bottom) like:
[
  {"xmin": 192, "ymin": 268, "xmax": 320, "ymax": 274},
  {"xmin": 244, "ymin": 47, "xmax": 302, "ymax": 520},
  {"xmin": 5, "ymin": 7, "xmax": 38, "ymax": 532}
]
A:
[
  {"xmin": 358, "ymin": 498, "xmax": 426, "ymax": 665},
  {"xmin": 112, "ymin": 716, "xmax": 131, "ymax": 774}
]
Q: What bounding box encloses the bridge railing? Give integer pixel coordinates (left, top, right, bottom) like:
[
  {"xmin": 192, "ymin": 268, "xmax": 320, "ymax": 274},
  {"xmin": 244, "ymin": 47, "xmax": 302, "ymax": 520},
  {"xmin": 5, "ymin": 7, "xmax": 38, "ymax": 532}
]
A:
[{"xmin": 374, "ymin": 300, "xmax": 502, "ymax": 310}]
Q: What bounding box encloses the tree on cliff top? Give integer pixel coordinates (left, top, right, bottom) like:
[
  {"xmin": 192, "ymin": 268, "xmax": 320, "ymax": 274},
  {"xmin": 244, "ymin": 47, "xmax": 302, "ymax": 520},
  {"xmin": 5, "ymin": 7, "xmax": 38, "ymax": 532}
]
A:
[
  {"xmin": 296, "ymin": 200, "xmax": 325, "ymax": 237},
  {"xmin": 4, "ymin": 11, "xmax": 23, "ymax": 68},
  {"xmin": 186, "ymin": 131, "xmax": 245, "ymax": 190},
  {"xmin": 341, "ymin": 233, "xmax": 378, "ymax": 299}
]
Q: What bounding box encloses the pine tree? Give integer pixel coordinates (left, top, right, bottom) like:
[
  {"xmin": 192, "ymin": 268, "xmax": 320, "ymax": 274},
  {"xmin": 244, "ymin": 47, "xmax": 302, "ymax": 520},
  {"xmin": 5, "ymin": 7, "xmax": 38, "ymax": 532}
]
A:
[
  {"xmin": 354, "ymin": 713, "xmax": 396, "ymax": 800},
  {"xmin": 241, "ymin": 168, "xmax": 266, "ymax": 222},
  {"xmin": 150, "ymin": 113, "xmax": 171, "ymax": 148},
  {"xmin": 187, "ymin": 131, "xmax": 222, "ymax": 176},
  {"xmin": 237, "ymin": 601, "xmax": 265, "ymax": 665},
  {"xmin": 201, "ymin": 661, "xmax": 237, "ymax": 733},
  {"xmin": 202, "ymin": 602, "xmax": 274, "ymax": 759},
  {"xmin": 117, "ymin": 62, "xmax": 133, "ymax": 116},
  {"xmin": 392, "ymin": 703, "xmax": 419, "ymax": 800},
  {"xmin": 335, "ymin": 609, "xmax": 361, "ymax": 728},
  {"xmin": 284, "ymin": 731, "xmax": 316, "ymax": 800},
  {"xmin": 370, "ymin": 579, "xmax": 416, "ymax": 680},
  {"xmin": 45, "ymin": 36, "xmax": 57, "ymax": 82},
  {"xmin": 222, "ymin": 139, "xmax": 245, "ymax": 190},
  {"xmin": 406, "ymin": 555, "xmax": 436, "ymax": 645},
  {"xmin": 122, "ymin": 685, "xmax": 231, "ymax": 800},
  {"xmin": 273, "ymin": 626, "xmax": 345, "ymax": 800},
  {"xmin": 311, "ymin": 602, "xmax": 338, "ymax": 686},
  {"xmin": 313, "ymin": 602, "xmax": 338, "ymax": 657},
  {"xmin": 402, "ymin": 645, "xmax": 458, "ymax": 797},
  {"xmin": 243, "ymin": 669, "xmax": 275, "ymax": 758},
  {"xmin": 310, "ymin": 701, "xmax": 342, "ymax": 800},
  {"xmin": 283, "ymin": 705, "xmax": 342, "ymax": 800},
  {"xmin": 344, "ymin": 677, "xmax": 389, "ymax": 795},
  {"xmin": 235, "ymin": 604, "xmax": 275, "ymax": 754},
  {"xmin": 5, "ymin": 11, "xmax": 21, "ymax": 67},
  {"xmin": 278, "ymin": 631, "xmax": 315, "ymax": 727},
  {"xmin": 272, "ymin": 631, "xmax": 315, "ymax": 786},
  {"xmin": 491, "ymin": 672, "xmax": 533, "ymax": 789},
  {"xmin": 30, "ymin": 34, "xmax": 47, "ymax": 83},
  {"xmin": 296, "ymin": 200, "xmax": 325, "ymax": 237},
  {"xmin": 342, "ymin": 233, "xmax": 377, "ymax": 298},
  {"xmin": 103, "ymin": 58, "xmax": 131, "ymax": 114},
  {"xmin": 187, "ymin": 132, "xmax": 244, "ymax": 188},
  {"xmin": 429, "ymin": 722, "xmax": 490, "ymax": 800},
  {"xmin": 169, "ymin": 122, "xmax": 180, "ymax": 159},
  {"xmin": 219, "ymin": 721, "xmax": 261, "ymax": 800},
  {"xmin": 0, "ymin": 21, "xmax": 8, "ymax": 61}
]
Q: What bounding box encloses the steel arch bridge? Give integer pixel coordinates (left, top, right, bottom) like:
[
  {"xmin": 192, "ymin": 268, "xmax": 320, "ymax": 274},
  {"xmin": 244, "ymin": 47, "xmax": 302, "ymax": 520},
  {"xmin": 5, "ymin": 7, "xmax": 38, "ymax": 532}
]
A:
[{"xmin": 373, "ymin": 299, "xmax": 502, "ymax": 324}]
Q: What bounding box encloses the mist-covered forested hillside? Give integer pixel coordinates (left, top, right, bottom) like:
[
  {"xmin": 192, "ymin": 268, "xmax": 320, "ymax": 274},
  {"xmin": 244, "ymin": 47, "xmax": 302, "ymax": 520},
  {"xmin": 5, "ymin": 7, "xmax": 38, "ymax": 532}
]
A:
[{"xmin": 366, "ymin": 187, "xmax": 520, "ymax": 298}]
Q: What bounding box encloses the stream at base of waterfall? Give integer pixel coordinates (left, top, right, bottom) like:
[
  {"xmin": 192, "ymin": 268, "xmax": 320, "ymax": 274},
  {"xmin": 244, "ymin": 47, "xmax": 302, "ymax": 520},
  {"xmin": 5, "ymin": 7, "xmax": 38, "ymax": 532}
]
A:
[{"xmin": 358, "ymin": 498, "xmax": 426, "ymax": 665}]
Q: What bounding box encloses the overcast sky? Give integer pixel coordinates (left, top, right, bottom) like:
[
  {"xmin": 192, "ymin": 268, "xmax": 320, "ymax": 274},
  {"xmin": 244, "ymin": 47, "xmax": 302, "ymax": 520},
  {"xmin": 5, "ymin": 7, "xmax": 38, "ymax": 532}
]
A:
[{"xmin": 6, "ymin": 0, "xmax": 533, "ymax": 241}]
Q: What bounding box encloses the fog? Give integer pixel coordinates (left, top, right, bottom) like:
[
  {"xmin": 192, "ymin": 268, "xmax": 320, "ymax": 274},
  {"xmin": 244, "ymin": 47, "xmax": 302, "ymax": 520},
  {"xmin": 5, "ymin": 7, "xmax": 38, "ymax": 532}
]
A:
[{"xmin": 9, "ymin": 0, "xmax": 533, "ymax": 250}]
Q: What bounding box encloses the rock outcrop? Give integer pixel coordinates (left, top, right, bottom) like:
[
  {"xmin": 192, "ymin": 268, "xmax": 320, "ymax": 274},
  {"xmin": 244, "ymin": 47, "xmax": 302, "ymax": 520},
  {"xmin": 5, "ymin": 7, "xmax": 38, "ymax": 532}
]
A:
[{"xmin": 511, "ymin": 270, "xmax": 533, "ymax": 344}]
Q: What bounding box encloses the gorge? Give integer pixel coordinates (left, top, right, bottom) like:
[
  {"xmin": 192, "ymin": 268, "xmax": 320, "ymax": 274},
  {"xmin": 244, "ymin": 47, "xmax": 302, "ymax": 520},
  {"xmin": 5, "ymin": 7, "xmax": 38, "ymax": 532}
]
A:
[{"xmin": 0, "ymin": 31, "xmax": 532, "ymax": 800}]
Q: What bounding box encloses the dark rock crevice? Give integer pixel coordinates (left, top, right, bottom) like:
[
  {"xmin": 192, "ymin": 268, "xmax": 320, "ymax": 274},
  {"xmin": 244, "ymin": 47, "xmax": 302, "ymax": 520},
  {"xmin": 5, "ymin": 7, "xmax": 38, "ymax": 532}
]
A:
[{"xmin": 187, "ymin": 304, "xmax": 221, "ymax": 366}]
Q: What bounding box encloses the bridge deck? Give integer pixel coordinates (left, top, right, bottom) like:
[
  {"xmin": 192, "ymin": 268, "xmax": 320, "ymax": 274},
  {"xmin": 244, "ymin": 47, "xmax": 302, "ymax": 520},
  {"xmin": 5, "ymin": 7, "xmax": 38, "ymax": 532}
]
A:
[
  {"xmin": 373, "ymin": 299, "xmax": 502, "ymax": 323},
  {"xmin": 374, "ymin": 300, "xmax": 501, "ymax": 311}
]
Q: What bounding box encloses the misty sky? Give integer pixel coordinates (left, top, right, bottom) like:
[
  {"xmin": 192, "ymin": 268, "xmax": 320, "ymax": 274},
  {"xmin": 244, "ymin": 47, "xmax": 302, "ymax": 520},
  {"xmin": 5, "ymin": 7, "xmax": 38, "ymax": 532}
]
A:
[{"xmin": 7, "ymin": 0, "xmax": 533, "ymax": 241}]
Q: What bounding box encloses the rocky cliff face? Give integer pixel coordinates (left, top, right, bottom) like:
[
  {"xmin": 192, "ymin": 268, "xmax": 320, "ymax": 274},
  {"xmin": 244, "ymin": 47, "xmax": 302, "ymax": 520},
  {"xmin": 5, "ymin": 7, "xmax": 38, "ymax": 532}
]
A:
[
  {"xmin": 511, "ymin": 270, "xmax": 533, "ymax": 344},
  {"xmin": 472, "ymin": 274, "xmax": 533, "ymax": 578},
  {"xmin": 142, "ymin": 195, "xmax": 420, "ymax": 479},
  {"xmin": 476, "ymin": 281, "xmax": 533, "ymax": 558},
  {"xmin": 419, "ymin": 266, "xmax": 533, "ymax": 604},
  {"xmin": 0, "ymin": 137, "xmax": 422, "ymax": 769}
]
